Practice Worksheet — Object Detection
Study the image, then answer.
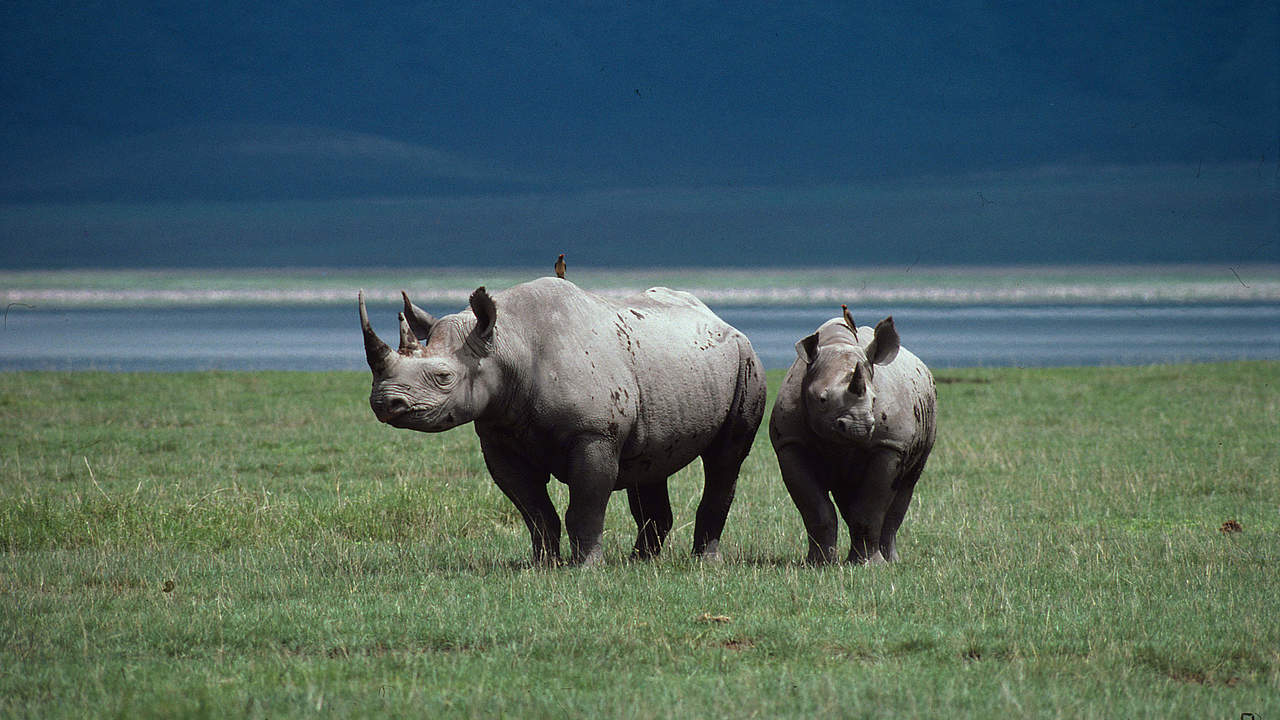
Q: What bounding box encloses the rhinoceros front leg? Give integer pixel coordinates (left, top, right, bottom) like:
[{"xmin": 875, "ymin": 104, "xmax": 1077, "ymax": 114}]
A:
[
  {"xmin": 627, "ymin": 481, "xmax": 673, "ymax": 560},
  {"xmin": 563, "ymin": 436, "xmax": 620, "ymax": 566},
  {"xmin": 834, "ymin": 449, "xmax": 902, "ymax": 565},
  {"xmin": 775, "ymin": 443, "xmax": 839, "ymax": 564},
  {"xmin": 478, "ymin": 437, "xmax": 561, "ymax": 565},
  {"xmin": 879, "ymin": 455, "xmax": 927, "ymax": 563}
]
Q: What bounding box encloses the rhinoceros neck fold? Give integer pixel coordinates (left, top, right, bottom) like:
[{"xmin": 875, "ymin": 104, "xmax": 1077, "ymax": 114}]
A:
[{"xmin": 470, "ymin": 322, "xmax": 534, "ymax": 427}]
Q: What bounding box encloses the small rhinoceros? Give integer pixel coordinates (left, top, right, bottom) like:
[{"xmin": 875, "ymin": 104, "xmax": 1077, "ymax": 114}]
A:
[
  {"xmin": 768, "ymin": 312, "xmax": 936, "ymax": 565},
  {"xmin": 358, "ymin": 277, "xmax": 767, "ymax": 565}
]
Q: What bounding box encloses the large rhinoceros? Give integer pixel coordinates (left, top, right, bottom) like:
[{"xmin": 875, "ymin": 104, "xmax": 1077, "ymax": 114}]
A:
[
  {"xmin": 358, "ymin": 277, "xmax": 767, "ymax": 565},
  {"xmin": 769, "ymin": 312, "xmax": 936, "ymax": 565}
]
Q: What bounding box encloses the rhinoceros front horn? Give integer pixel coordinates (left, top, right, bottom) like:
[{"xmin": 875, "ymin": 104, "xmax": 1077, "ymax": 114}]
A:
[{"xmin": 358, "ymin": 290, "xmax": 395, "ymax": 374}]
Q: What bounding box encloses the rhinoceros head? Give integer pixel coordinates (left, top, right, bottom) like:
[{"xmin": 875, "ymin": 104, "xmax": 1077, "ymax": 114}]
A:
[
  {"xmin": 795, "ymin": 314, "xmax": 899, "ymax": 444},
  {"xmin": 358, "ymin": 287, "xmax": 500, "ymax": 433}
]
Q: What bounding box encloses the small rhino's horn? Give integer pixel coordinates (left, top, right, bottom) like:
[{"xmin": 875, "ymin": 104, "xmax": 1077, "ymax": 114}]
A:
[
  {"xmin": 397, "ymin": 312, "xmax": 422, "ymax": 355},
  {"xmin": 850, "ymin": 362, "xmax": 867, "ymax": 396},
  {"xmin": 358, "ymin": 291, "xmax": 395, "ymax": 374}
]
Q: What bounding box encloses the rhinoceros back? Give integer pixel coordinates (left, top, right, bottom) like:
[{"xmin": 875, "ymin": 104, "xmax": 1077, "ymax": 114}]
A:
[{"xmin": 492, "ymin": 279, "xmax": 758, "ymax": 481}]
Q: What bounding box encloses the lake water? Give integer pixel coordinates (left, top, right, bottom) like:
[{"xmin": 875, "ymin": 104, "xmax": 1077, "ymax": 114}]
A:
[{"xmin": 1, "ymin": 302, "xmax": 1277, "ymax": 372}]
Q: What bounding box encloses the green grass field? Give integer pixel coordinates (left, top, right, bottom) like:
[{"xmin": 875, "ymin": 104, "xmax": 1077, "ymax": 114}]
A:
[{"xmin": 2, "ymin": 363, "xmax": 1277, "ymax": 717}]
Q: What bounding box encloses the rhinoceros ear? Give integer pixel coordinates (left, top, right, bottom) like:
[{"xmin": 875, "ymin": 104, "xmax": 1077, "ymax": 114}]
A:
[
  {"xmin": 794, "ymin": 332, "xmax": 820, "ymax": 365},
  {"xmin": 469, "ymin": 286, "xmax": 496, "ymax": 342},
  {"xmin": 401, "ymin": 291, "xmax": 437, "ymax": 341},
  {"xmin": 865, "ymin": 316, "xmax": 900, "ymax": 366}
]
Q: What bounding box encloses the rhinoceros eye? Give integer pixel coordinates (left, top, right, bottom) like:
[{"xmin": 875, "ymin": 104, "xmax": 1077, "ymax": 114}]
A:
[{"xmin": 432, "ymin": 370, "xmax": 455, "ymax": 387}]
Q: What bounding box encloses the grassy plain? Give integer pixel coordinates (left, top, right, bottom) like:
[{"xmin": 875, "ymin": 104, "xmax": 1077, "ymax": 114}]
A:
[{"xmin": 1, "ymin": 362, "xmax": 1277, "ymax": 717}]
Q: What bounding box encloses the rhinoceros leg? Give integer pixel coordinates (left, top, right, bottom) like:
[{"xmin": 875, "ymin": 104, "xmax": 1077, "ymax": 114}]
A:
[
  {"xmin": 479, "ymin": 437, "xmax": 561, "ymax": 565},
  {"xmin": 563, "ymin": 437, "xmax": 620, "ymax": 566},
  {"xmin": 776, "ymin": 444, "xmax": 839, "ymax": 564},
  {"xmin": 835, "ymin": 449, "xmax": 902, "ymax": 565},
  {"xmin": 627, "ymin": 481, "xmax": 673, "ymax": 560},
  {"xmin": 694, "ymin": 430, "xmax": 758, "ymax": 560},
  {"xmin": 878, "ymin": 454, "xmax": 928, "ymax": 563},
  {"xmin": 693, "ymin": 343, "xmax": 766, "ymax": 560},
  {"xmin": 691, "ymin": 460, "xmax": 737, "ymax": 560}
]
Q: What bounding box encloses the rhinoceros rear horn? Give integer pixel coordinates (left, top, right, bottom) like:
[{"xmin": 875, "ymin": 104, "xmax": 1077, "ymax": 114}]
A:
[
  {"xmin": 397, "ymin": 312, "xmax": 422, "ymax": 355},
  {"xmin": 401, "ymin": 291, "xmax": 437, "ymax": 341},
  {"xmin": 358, "ymin": 290, "xmax": 395, "ymax": 374}
]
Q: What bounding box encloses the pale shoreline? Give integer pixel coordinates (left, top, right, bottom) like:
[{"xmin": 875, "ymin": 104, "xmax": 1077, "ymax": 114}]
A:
[{"xmin": 3, "ymin": 264, "xmax": 1278, "ymax": 308}]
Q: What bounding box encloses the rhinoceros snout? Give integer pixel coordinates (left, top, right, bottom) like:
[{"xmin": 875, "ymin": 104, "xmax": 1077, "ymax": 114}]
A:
[
  {"xmin": 372, "ymin": 394, "xmax": 413, "ymax": 424},
  {"xmin": 835, "ymin": 416, "xmax": 873, "ymax": 441}
]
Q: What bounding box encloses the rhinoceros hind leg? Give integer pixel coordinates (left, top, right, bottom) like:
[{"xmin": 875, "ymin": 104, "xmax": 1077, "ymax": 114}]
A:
[
  {"xmin": 693, "ymin": 342, "xmax": 766, "ymax": 559},
  {"xmin": 627, "ymin": 481, "xmax": 673, "ymax": 560},
  {"xmin": 691, "ymin": 462, "xmax": 736, "ymax": 560},
  {"xmin": 693, "ymin": 429, "xmax": 757, "ymax": 559}
]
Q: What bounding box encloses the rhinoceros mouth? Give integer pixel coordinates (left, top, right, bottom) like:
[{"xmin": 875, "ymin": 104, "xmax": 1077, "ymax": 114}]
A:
[
  {"xmin": 384, "ymin": 410, "xmax": 418, "ymax": 428},
  {"xmin": 385, "ymin": 406, "xmax": 458, "ymax": 431},
  {"xmin": 385, "ymin": 406, "xmax": 429, "ymax": 427}
]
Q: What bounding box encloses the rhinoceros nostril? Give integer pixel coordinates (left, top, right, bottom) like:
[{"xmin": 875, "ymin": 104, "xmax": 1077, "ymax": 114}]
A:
[{"xmin": 380, "ymin": 396, "xmax": 412, "ymax": 420}]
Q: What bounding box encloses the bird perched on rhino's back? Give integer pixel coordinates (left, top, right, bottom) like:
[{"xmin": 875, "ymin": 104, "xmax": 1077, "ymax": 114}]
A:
[
  {"xmin": 769, "ymin": 307, "xmax": 936, "ymax": 566},
  {"xmin": 555, "ymin": 253, "xmax": 566, "ymax": 278},
  {"xmin": 358, "ymin": 277, "xmax": 766, "ymax": 566}
]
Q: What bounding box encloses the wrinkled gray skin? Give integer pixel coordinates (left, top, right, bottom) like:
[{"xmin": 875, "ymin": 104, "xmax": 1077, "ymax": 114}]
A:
[
  {"xmin": 359, "ymin": 277, "xmax": 766, "ymax": 566},
  {"xmin": 769, "ymin": 315, "xmax": 936, "ymax": 565}
]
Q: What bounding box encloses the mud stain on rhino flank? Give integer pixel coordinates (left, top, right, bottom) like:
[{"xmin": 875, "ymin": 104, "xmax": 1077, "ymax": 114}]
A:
[
  {"xmin": 613, "ymin": 318, "xmax": 635, "ymax": 356},
  {"xmin": 610, "ymin": 388, "xmax": 630, "ymax": 416}
]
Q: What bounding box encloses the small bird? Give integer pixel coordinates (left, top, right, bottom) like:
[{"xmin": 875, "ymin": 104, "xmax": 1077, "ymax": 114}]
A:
[
  {"xmin": 555, "ymin": 253, "xmax": 566, "ymax": 279},
  {"xmin": 841, "ymin": 304, "xmax": 858, "ymax": 340}
]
